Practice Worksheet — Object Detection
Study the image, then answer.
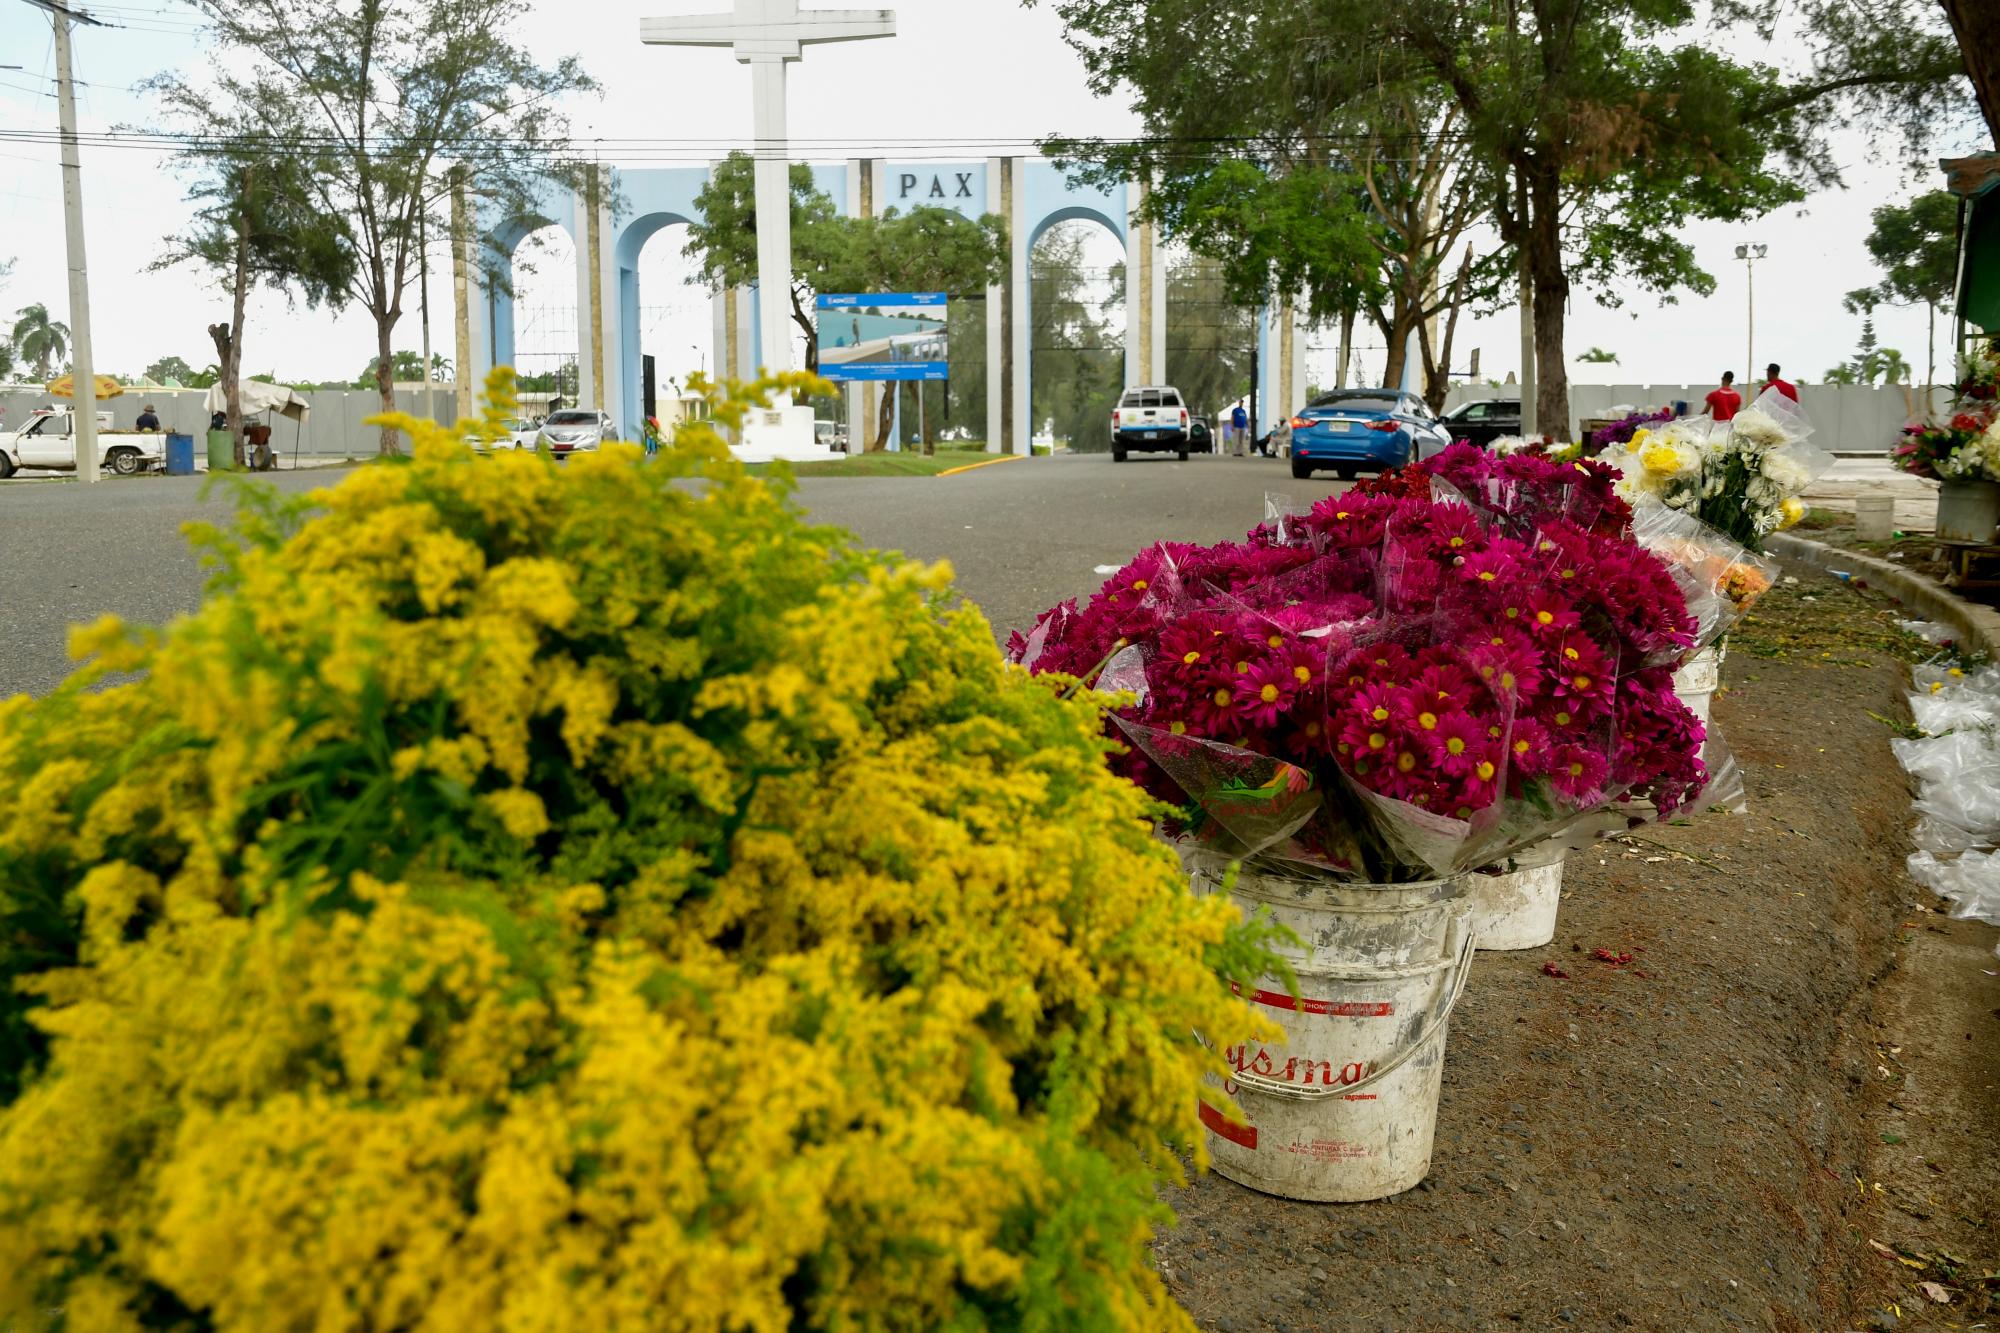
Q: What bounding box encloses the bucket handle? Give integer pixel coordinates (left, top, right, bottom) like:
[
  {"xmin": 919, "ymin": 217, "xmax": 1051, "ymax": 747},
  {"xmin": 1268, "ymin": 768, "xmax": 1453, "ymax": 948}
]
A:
[{"xmin": 1226, "ymin": 916, "xmax": 1476, "ymax": 1103}]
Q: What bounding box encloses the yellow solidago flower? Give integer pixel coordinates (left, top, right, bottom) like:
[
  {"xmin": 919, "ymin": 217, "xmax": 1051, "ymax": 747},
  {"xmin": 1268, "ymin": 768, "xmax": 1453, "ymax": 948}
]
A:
[{"xmin": 0, "ymin": 366, "xmax": 1272, "ymax": 1331}]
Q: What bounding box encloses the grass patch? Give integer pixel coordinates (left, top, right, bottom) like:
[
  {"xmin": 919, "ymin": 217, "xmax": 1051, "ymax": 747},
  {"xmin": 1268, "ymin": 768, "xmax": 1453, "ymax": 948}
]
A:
[
  {"xmin": 1732, "ymin": 574, "xmax": 1942, "ymax": 668},
  {"xmin": 749, "ymin": 448, "xmax": 996, "ymax": 478},
  {"xmin": 1794, "ymin": 506, "xmax": 1846, "ymax": 531}
]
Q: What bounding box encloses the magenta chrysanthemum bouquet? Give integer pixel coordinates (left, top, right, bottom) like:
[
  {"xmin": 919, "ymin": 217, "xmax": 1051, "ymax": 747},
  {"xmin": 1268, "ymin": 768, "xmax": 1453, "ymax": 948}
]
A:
[{"xmin": 1008, "ymin": 446, "xmax": 1715, "ymax": 880}]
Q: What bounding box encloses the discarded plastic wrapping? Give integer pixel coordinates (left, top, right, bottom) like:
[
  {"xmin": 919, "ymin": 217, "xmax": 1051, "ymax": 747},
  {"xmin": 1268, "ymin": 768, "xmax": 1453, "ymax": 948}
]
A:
[{"xmin": 1887, "ymin": 635, "xmax": 2000, "ymax": 952}]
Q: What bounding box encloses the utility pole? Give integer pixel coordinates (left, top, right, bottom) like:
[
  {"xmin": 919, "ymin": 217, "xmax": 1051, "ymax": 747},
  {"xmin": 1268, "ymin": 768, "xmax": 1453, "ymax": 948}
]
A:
[
  {"xmin": 1735, "ymin": 243, "xmax": 1767, "ymax": 387},
  {"xmin": 39, "ymin": 0, "xmax": 104, "ymax": 482}
]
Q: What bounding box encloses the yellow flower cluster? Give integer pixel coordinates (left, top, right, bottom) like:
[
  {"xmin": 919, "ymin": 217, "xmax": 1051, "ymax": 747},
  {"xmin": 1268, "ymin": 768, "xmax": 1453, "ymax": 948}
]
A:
[{"xmin": 0, "ymin": 371, "xmax": 1270, "ymax": 1331}]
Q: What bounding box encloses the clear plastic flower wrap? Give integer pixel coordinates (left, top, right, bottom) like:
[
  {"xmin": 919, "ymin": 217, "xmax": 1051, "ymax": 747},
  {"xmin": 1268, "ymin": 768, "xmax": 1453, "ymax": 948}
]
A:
[
  {"xmin": 1012, "ymin": 452, "xmax": 1722, "ymax": 882},
  {"xmin": 1628, "ymin": 503, "xmax": 1779, "ymax": 651}
]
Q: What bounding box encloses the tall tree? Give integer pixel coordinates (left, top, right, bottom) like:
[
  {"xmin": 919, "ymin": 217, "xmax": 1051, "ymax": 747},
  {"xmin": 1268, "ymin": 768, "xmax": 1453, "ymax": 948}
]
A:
[
  {"xmin": 11, "ymin": 304, "xmax": 69, "ymax": 383},
  {"xmin": 685, "ymin": 154, "xmax": 840, "ymax": 376},
  {"xmin": 1029, "ymin": 224, "xmax": 1125, "ymax": 454},
  {"xmin": 159, "ymin": 0, "xmax": 594, "ymax": 454},
  {"xmin": 1165, "ymin": 253, "xmax": 1254, "ymax": 421},
  {"xmin": 685, "ymin": 156, "xmax": 1007, "ymax": 439},
  {"xmin": 1036, "ymin": 0, "xmax": 1961, "ymax": 437},
  {"xmin": 1846, "ymin": 190, "xmax": 1959, "ymax": 393},
  {"xmin": 143, "ymin": 355, "xmax": 199, "ymax": 385},
  {"xmin": 146, "ymin": 89, "xmax": 356, "ymax": 465}
]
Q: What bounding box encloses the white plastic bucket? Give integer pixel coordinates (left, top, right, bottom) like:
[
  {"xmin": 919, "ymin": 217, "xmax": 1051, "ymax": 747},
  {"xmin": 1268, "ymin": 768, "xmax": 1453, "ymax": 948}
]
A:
[
  {"xmin": 1854, "ymin": 493, "xmax": 1896, "ymax": 542},
  {"xmin": 1673, "ymin": 644, "xmax": 1722, "ymax": 726},
  {"xmin": 1468, "ymin": 839, "xmax": 1567, "ymax": 950},
  {"xmin": 1193, "ymin": 862, "xmax": 1473, "ymax": 1202}
]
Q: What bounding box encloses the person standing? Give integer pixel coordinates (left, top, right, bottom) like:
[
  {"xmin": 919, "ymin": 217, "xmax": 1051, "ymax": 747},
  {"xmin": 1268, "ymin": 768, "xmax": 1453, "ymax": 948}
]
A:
[
  {"xmin": 1703, "ymin": 372, "xmax": 1741, "ymax": 422},
  {"xmin": 1761, "ymin": 363, "xmax": 1799, "ymax": 403},
  {"xmin": 1229, "ymin": 400, "xmax": 1249, "ymax": 457}
]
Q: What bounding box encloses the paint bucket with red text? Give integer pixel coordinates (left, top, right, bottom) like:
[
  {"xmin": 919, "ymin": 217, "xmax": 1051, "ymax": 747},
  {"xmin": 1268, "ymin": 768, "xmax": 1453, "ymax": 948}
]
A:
[{"xmin": 1194, "ymin": 861, "xmax": 1474, "ymax": 1203}]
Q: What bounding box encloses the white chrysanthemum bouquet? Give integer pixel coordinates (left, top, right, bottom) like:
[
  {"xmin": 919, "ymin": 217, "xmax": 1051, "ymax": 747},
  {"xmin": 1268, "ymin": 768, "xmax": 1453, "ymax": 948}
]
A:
[{"xmin": 1607, "ymin": 389, "xmax": 1832, "ymax": 550}]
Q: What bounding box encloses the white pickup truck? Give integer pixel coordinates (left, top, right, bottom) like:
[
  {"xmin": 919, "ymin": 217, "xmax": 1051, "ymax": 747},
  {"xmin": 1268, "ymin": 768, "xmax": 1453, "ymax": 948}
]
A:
[{"xmin": 0, "ymin": 409, "xmax": 164, "ymax": 478}]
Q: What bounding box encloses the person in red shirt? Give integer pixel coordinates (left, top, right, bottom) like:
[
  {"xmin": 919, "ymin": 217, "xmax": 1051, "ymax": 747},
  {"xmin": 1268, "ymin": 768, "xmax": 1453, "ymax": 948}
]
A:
[
  {"xmin": 1761, "ymin": 362, "xmax": 1799, "ymax": 403},
  {"xmin": 1704, "ymin": 371, "xmax": 1742, "ymax": 421}
]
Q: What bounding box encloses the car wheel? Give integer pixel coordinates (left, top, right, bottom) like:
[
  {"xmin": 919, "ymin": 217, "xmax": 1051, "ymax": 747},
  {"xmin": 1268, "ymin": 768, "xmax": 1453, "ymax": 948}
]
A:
[
  {"xmin": 107, "ymin": 447, "xmax": 142, "ymax": 476},
  {"xmin": 1177, "ymin": 445, "xmax": 1189, "ymax": 461},
  {"xmin": 1112, "ymin": 446, "xmax": 1127, "ymax": 462},
  {"xmin": 1291, "ymin": 457, "xmax": 1312, "ymax": 480},
  {"xmin": 1335, "ymin": 465, "xmax": 1358, "ymax": 481},
  {"xmin": 0, "ymin": 452, "xmax": 15, "ymax": 480}
]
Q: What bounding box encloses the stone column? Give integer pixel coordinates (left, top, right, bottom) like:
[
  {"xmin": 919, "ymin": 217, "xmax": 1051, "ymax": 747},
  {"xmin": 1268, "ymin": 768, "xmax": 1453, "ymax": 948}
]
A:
[
  {"xmin": 450, "ymin": 174, "xmax": 476, "ymax": 420},
  {"xmin": 1007, "ymin": 157, "xmax": 1030, "ymax": 456},
  {"xmin": 985, "ymin": 156, "xmax": 1005, "ymax": 454}
]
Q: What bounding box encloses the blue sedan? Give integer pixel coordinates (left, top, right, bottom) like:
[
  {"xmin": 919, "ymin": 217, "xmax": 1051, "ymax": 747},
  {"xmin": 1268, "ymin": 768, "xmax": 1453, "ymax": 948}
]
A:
[{"xmin": 1288, "ymin": 390, "xmax": 1453, "ymax": 480}]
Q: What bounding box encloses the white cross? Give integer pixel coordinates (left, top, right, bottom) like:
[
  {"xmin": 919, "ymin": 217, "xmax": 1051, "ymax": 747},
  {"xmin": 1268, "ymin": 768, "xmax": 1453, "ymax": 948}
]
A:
[{"xmin": 643, "ymin": 0, "xmax": 896, "ymax": 377}]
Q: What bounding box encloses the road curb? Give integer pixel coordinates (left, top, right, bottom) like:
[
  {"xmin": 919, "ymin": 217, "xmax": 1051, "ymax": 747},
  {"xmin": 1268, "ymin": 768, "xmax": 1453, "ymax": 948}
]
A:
[
  {"xmin": 935, "ymin": 454, "xmax": 1028, "ymax": 478},
  {"xmin": 1767, "ymin": 531, "xmax": 2000, "ymax": 657}
]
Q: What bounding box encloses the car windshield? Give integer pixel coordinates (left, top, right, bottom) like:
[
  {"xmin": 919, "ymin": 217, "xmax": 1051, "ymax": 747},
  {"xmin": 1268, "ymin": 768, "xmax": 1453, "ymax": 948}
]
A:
[
  {"xmin": 1119, "ymin": 389, "xmax": 1182, "ymax": 408},
  {"xmin": 1310, "ymin": 392, "xmax": 1403, "ymax": 413},
  {"xmin": 546, "ymin": 411, "xmax": 596, "ymax": 425}
]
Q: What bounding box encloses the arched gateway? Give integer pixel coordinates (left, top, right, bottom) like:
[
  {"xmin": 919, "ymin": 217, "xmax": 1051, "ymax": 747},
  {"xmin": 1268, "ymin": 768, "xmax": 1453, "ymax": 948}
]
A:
[{"xmin": 453, "ymin": 158, "xmax": 1310, "ymax": 452}]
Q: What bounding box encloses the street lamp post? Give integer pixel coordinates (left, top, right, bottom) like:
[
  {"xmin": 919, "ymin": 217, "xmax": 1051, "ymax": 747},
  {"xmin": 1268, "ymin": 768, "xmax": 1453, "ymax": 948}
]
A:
[{"xmin": 1734, "ymin": 242, "xmax": 1768, "ymax": 387}]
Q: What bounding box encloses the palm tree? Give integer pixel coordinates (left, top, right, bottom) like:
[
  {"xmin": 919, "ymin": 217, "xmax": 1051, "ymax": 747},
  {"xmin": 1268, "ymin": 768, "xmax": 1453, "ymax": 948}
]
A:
[{"xmin": 11, "ymin": 304, "xmax": 70, "ymax": 382}]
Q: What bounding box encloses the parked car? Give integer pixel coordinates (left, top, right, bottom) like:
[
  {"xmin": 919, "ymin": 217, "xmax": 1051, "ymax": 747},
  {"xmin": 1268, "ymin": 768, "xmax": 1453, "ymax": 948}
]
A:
[
  {"xmin": 507, "ymin": 418, "xmax": 541, "ymax": 449},
  {"xmin": 1188, "ymin": 415, "xmax": 1214, "ymax": 453},
  {"xmin": 1438, "ymin": 398, "xmax": 1522, "ymax": 448},
  {"xmin": 1287, "ymin": 389, "xmax": 1452, "ymax": 480},
  {"xmin": 0, "ymin": 408, "xmax": 158, "ymax": 478},
  {"xmin": 815, "ymin": 418, "xmax": 848, "ymax": 452},
  {"xmin": 536, "ymin": 409, "xmax": 615, "ymax": 457},
  {"xmin": 1110, "ymin": 385, "xmax": 1190, "ymax": 461}
]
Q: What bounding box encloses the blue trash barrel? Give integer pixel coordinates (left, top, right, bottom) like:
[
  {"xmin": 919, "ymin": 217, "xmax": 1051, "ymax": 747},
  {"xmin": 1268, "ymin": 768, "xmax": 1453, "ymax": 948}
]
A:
[{"xmin": 164, "ymin": 432, "xmax": 195, "ymax": 476}]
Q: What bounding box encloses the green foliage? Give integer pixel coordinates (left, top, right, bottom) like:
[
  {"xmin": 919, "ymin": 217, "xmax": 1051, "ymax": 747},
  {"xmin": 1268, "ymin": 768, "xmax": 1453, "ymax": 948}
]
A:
[
  {"xmin": 1165, "ymin": 253, "xmax": 1255, "ymax": 418},
  {"xmin": 0, "ymin": 372, "xmax": 1273, "ymax": 1327},
  {"xmin": 1578, "ymin": 347, "xmax": 1620, "ymax": 364},
  {"xmin": 356, "ymin": 350, "xmax": 454, "ymax": 387},
  {"xmin": 142, "ymin": 355, "xmax": 198, "ymax": 386},
  {"xmin": 1030, "ymin": 223, "xmax": 1125, "ymax": 453},
  {"xmin": 686, "ymin": 153, "xmax": 1007, "ymax": 380},
  {"xmin": 10, "ymin": 304, "xmax": 68, "ymax": 383},
  {"xmin": 1852, "ymin": 191, "xmax": 1959, "ymax": 313}
]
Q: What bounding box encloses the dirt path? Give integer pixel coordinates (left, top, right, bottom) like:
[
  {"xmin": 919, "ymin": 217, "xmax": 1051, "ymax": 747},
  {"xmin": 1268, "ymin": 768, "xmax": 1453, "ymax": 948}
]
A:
[{"xmin": 1158, "ymin": 573, "xmax": 2000, "ymax": 1331}]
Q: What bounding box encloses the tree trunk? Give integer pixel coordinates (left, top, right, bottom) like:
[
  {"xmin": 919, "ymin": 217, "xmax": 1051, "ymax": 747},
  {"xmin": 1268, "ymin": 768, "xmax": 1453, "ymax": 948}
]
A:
[
  {"xmin": 1379, "ymin": 307, "xmax": 1419, "ymax": 392},
  {"xmin": 1423, "ymin": 254, "xmax": 1474, "ymax": 413},
  {"xmin": 225, "ymin": 168, "xmax": 252, "ymax": 468},
  {"xmin": 375, "ymin": 311, "xmax": 399, "ymax": 455},
  {"xmin": 789, "ymin": 282, "xmax": 818, "ymax": 404},
  {"xmin": 1526, "ymin": 164, "xmax": 1571, "ymax": 440},
  {"xmin": 1941, "ymin": 0, "xmax": 2000, "ymax": 145},
  {"xmin": 1336, "ymin": 308, "xmax": 1355, "ymax": 389},
  {"xmin": 871, "ymin": 381, "xmax": 895, "ymax": 451}
]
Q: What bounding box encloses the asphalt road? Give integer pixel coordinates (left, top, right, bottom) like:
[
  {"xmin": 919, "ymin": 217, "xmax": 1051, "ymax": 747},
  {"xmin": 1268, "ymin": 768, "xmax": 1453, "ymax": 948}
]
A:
[{"xmin": 0, "ymin": 452, "xmax": 1345, "ymax": 698}]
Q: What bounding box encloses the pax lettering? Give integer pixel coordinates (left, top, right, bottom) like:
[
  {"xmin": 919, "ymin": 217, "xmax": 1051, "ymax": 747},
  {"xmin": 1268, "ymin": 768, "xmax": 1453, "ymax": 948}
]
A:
[{"xmin": 898, "ymin": 171, "xmax": 975, "ymax": 200}]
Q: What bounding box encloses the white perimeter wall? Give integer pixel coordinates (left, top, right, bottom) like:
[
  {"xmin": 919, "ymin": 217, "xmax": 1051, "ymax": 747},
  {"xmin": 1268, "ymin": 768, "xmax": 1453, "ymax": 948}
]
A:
[
  {"xmin": 1438, "ymin": 381, "xmax": 1951, "ymax": 453},
  {"xmin": 0, "ymin": 385, "xmax": 466, "ymax": 459}
]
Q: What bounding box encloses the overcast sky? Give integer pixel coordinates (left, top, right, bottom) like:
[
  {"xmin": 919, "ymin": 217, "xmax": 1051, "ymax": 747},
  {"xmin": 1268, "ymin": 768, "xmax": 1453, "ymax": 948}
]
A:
[{"xmin": 0, "ymin": 0, "xmax": 1983, "ymax": 396}]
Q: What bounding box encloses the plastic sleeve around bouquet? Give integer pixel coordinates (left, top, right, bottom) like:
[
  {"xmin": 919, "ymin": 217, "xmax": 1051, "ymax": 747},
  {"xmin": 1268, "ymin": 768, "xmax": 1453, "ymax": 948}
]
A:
[
  {"xmin": 1737, "ymin": 388, "xmax": 1837, "ymax": 488},
  {"xmin": 1095, "ymin": 645, "xmax": 1333, "ymax": 865},
  {"xmin": 1628, "ymin": 504, "xmax": 1778, "ymax": 651}
]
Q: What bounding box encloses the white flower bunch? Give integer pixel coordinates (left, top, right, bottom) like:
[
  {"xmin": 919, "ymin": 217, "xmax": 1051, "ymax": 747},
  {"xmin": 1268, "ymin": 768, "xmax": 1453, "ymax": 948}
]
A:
[
  {"xmin": 1728, "ymin": 406, "xmax": 1791, "ymax": 451},
  {"xmin": 1938, "ymin": 429, "xmax": 2000, "ymax": 482}
]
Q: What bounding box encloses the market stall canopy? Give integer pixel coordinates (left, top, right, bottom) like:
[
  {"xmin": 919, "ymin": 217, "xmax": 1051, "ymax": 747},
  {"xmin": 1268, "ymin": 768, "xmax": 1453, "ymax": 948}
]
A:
[
  {"xmin": 1942, "ymin": 151, "xmax": 2000, "ymax": 334},
  {"xmin": 205, "ymin": 379, "xmax": 310, "ymax": 424},
  {"xmin": 46, "ymin": 373, "xmax": 124, "ymax": 400}
]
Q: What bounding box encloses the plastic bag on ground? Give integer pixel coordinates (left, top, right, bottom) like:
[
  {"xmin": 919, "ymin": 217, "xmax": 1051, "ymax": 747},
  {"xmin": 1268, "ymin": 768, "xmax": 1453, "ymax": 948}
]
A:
[{"xmin": 1884, "ymin": 631, "xmax": 2000, "ymax": 952}]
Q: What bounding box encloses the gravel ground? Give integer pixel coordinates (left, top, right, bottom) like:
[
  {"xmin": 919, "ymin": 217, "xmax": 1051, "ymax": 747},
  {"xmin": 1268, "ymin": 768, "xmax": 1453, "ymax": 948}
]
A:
[{"xmin": 1158, "ymin": 573, "xmax": 2000, "ymax": 1332}]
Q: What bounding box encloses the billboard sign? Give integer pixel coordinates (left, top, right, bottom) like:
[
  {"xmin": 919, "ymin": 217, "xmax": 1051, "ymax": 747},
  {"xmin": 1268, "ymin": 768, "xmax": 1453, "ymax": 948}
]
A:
[{"xmin": 816, "ymin": 292, "xmax": 948, "ymax": 382}]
